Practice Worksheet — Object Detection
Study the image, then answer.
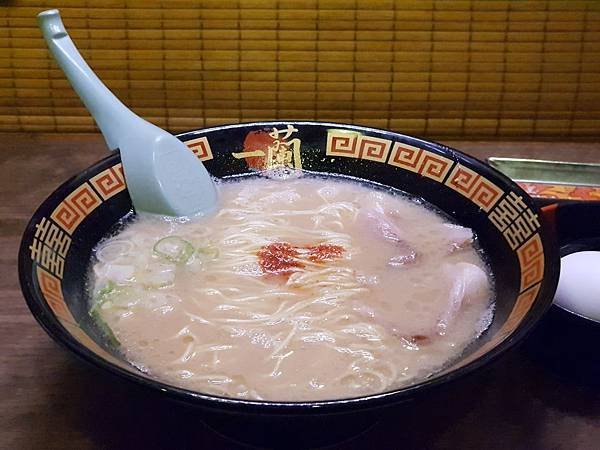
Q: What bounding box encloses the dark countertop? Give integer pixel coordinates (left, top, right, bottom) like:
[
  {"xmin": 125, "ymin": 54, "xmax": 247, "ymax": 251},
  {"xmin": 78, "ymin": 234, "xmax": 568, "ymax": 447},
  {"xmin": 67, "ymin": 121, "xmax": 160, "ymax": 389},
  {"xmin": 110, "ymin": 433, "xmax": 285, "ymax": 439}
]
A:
[{"xmin": 1, "ymin": 134, "xmax": 599, "ymax": 450}]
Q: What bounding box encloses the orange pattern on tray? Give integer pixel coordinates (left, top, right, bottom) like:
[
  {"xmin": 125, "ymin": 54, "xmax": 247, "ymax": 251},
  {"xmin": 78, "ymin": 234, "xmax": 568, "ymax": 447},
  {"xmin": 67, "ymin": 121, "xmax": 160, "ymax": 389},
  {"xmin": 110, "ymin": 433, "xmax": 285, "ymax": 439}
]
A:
[{"xmin": 518, "ymin": 182, "xmax": 600, "ymax": 201}]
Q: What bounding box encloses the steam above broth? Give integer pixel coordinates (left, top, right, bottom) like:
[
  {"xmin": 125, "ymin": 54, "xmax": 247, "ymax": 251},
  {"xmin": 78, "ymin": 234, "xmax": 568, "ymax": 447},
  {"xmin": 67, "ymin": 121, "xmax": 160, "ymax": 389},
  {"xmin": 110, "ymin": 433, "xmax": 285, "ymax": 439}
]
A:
[{"xmin": 89, "ymin": 174, "xmax": 494, "ymax": 401}]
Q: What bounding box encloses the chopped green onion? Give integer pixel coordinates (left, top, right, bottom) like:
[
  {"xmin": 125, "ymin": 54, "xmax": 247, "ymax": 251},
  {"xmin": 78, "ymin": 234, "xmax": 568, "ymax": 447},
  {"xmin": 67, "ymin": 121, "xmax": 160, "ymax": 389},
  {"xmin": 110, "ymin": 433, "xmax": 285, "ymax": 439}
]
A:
[
  {"xmin": 153, "ymin": 236, "xmax": 194, "ymax": 264},
  {"xmin": 196, "ymin": 245, "xmax": 219, "ymax": 261},
  {"xmin": 89, "ymin": 281, "xmax": 120, "ymax": 346},
  {"xmin": 90, "ymin": 281, "xmax": 117, "ymax": 315},
  {"xmin": 90, "ymin": 308, "xmax": 120, "ymax": 347}
]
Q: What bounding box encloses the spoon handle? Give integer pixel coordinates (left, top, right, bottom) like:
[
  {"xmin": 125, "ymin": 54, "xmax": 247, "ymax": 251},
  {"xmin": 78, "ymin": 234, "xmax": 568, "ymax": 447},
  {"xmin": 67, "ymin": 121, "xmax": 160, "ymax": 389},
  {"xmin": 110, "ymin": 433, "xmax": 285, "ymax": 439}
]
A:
[{"xmin": 38, "ymin": 9, "xmax": 140, "ymax": 151}]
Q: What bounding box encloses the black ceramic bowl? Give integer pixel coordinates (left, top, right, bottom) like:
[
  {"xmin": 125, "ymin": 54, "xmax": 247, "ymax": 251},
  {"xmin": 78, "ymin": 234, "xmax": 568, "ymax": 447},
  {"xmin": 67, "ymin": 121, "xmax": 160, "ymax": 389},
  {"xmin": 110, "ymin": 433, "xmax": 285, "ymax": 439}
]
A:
[{"xmin": 18, "ymin": 122, "xmax": 600, "ymax": 446}]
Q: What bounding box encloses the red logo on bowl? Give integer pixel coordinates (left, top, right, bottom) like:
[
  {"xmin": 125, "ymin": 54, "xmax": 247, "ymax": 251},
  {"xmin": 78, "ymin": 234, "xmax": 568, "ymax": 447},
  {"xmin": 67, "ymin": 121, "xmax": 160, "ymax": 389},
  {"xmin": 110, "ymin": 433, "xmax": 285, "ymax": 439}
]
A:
[{"xmin": 233, "ymin": 125, "xmax": 303, "ymax": 170}]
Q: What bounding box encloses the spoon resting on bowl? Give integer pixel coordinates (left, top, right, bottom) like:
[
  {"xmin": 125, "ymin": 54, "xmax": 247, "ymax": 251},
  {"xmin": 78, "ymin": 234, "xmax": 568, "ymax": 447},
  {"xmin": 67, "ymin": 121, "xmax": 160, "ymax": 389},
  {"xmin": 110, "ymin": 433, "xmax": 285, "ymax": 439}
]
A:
[{"xmin": 37, "ymin": 9, "xmax": 218, "ymax": 217}]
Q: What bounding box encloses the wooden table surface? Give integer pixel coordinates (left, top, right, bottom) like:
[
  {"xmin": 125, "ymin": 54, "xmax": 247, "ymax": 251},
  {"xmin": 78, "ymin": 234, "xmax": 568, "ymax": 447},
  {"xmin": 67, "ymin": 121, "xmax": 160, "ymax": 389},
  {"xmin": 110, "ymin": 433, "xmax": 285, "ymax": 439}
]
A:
[{"xmin": 2, "ymin": 133, "xmax": 600, "ymax": 450}]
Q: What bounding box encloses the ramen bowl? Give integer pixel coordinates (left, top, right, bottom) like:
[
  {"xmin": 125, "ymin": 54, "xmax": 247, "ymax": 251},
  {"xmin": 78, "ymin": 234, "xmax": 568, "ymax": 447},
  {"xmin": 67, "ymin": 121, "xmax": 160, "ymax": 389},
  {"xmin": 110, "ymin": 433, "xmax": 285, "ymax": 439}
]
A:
[{"xmin": 18, "ymin": 122, "xmax": 600, "ymax": 446}]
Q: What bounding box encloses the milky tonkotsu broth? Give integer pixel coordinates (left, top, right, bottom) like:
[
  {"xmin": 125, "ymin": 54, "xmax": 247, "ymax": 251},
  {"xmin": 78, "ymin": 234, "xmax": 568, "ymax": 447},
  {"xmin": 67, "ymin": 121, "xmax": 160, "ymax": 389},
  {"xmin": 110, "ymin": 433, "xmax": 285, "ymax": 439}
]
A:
[{"xmin": 90, "ymin": 175, "xmax": 493, "ymax": 401}]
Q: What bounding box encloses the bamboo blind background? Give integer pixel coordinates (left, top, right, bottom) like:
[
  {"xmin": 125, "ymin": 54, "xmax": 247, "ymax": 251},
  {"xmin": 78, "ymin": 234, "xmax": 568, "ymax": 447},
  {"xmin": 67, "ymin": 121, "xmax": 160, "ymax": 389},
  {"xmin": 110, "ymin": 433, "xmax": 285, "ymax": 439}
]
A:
[{"xmin": 1, "ymin": 1, "xmax": 599, "ymax": 139}]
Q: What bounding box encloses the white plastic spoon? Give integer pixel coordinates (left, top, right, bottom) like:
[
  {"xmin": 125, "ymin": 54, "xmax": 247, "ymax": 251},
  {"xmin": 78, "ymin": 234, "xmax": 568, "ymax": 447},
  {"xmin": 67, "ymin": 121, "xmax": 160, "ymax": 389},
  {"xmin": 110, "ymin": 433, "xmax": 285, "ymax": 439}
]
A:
[{"xmin": 37, "ymin": 9, "xmax": 218, "ymax": 217}]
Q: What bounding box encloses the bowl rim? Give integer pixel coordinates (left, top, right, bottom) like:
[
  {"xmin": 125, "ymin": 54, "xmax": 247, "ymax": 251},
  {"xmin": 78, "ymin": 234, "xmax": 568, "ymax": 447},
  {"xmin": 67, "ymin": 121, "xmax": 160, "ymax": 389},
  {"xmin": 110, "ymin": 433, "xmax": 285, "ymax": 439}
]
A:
[{"xmin": 18, "ymin": 121, "xmax": 560, "ymax": 414}]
